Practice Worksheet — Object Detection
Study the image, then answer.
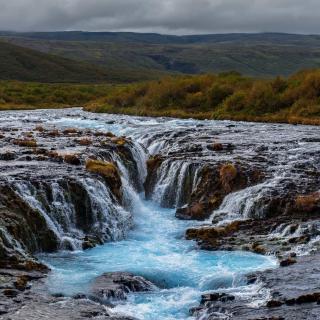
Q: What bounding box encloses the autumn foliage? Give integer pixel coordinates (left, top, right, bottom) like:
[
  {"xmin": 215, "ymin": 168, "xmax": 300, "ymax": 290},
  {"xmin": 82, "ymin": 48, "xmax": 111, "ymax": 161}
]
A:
[{"xmin": 85, "ymin": 69, "xmax": 320, "ymax": 125}]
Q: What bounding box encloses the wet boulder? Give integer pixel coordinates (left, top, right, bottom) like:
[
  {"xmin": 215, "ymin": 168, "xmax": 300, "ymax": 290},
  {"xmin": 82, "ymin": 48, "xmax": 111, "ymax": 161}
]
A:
[
  {"xmin": 90, "ymin": 272, "xmax": 157, "ymax": 302},
  {"xmin": 186, "ymin": 221, "xmax": 240, "ymax": 249},
  {"xmin": 176, "ymin": 202, "xmax": 212, "ymax": 221}
]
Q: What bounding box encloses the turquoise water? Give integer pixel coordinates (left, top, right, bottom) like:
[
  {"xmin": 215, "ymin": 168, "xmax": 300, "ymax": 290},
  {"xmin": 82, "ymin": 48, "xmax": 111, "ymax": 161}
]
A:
[
  {"xmin": 42, "ymin": 194, "xmax": 276, "ymax": 320},
  {"xmin": 37, "ymin": 110, "xmax": 278, "ymax": 319}
]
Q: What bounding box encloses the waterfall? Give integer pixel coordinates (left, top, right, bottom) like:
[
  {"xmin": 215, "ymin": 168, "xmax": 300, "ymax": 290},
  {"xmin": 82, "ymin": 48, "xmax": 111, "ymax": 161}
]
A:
[
  {"xmin": 208, "ymin": 174, "xmax": 286, "ymax": 224},
  {"xmin": 150, "ymin": 159, "xmax": 202, "ymax": 208},
  {"xmin": 80, "ymin": 178, "xmax": 132, "ymax": 241},
  {"xmin": 5, "ymin": 136, "xmax": 149, "ymax": 253},
  {"xmin": 11, "ymin": 176, "xmax": 133, "ymax": 251}
]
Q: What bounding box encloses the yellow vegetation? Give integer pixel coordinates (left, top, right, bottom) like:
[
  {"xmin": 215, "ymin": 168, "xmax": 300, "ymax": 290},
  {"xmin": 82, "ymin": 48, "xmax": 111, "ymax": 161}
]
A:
[
  {"xmin": 85, "ymin": 70, "xmax": 320, "ymax": 125},
  {"xmin": 85, "ymin": 160, "xmax": 118, "ymax": 180}
]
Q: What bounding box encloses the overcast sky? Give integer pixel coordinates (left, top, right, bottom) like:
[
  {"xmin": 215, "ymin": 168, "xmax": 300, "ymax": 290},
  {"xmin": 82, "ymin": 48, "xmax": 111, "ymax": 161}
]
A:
[{"xmin": 0, "ymin": 0, "xmax": 319, "ymax": 35}]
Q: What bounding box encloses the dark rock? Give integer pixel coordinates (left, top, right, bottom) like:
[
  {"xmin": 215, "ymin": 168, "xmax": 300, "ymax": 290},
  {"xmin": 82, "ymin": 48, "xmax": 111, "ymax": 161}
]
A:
[
  {"xmin": 191, "ymin": 253, "xmax": 320, "ymax": 319},
  {"xmin": 82, "ymin": 236, "xmax": 103, "ymax": 250},
  {"xmin": 64, "ymin": 154, "xmax": 81, "ymax": 165},
  {"xmin": 0, "ymin": 152, "xmax": 16, "ymax": 161},
  {"xmin": 176, "ymin": 202, "xmax": 212, "ymax": 220},
  {"xmin": 90, "ymin": 272, "xmax": 157, "ymax": 302},
  {"xmin": 3, "ymin": 289, "xmax": 19, "ymax": 298},
  {"xmin": 175, "ymin": 163, "xmax": 265, "ymax": 220},
  {"xmin": 280, "ymin": 257, "xmax": 297, "ymax": 267},
  {"xmin": 209, "ymin": 143, "xmax": 224, "ymax": 151},
  {"xmin": 267, "ymin": 300, "xmax": 283, "ymax": 308}
]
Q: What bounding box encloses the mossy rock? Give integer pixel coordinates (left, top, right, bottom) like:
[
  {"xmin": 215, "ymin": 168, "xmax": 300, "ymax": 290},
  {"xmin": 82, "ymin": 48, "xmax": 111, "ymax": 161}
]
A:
[
  {"xmin": 13, "ymin": 139, "xmax": 37, "ymax": 148},
  {"xmin": 85, "ymin": 160, "xmax": 122, "ymax": 200}
]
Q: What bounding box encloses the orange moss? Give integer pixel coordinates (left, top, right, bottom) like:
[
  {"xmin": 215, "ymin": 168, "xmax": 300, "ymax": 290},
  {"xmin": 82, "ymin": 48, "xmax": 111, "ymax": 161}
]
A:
[
  {"xmin": 219, "ymin": 163, "xmax": 237, "ymax": 192},
  {"xmin": 295, "ymin": 192, "xmax": 320, "ymax": 212},
  {"xmin": 64, "ymin": 154, "xmax": 81, "ymax": 165},
  {"xmin": 111, "ymin": 137, "xmax": 127, "ymax": 146},
  {"xmin": 13, "ymin": 139, "xmax": 37, "ymax": 148},
  {"xmin": 85, "ymin": 160, "xmax": 122, "ymax": 199},
  {"xmin": 63, "ymin": 128, "xmax": 79, "ymax": 135},
  {"xmin": 86, "ymin": 160, "xmax": 118, "ymax": 178},
  {"xmin": 78, "ymin": 138, "xmax": 92, "ymax": 146}
]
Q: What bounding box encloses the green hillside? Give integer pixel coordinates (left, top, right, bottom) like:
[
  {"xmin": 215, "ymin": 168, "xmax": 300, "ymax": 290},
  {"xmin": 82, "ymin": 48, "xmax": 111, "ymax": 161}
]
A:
[
  {"xmin": 0, "ymin": 41, "xmax": 168, "ymax": 83},
  {"xmin": 2, "ymin": 32, "xmax": 320, "ymax": 78}
]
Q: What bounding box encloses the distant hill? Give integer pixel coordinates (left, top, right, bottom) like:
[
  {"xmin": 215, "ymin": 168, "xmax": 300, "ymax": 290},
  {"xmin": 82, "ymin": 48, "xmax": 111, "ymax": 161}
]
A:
[
  {"xmin": 2, "ymin": 32, "xmax": 320, "ymax": 78},
  {"xmin": 0, "ymin": 40, "xmax": 168, "ymax": 83},
  {"xmin": 2, "ymin": 31, "xmax": 320, "ymax": 45}
]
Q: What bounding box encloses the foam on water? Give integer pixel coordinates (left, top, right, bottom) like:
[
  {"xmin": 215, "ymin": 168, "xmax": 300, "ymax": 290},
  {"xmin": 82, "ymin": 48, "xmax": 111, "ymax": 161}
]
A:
[
  {"xmin": 41, "ymin": 196, "xmax": 276, "ymax": 320},
  {"xmin": 18, "ymin": 107, "xmax": 319, "ymax": 319}
]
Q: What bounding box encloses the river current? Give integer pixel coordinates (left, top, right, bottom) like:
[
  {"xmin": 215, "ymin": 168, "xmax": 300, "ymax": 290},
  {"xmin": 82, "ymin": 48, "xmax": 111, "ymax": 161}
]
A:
[
  {"xmin": 36, "ymin": 109, "xmax": 282, "ymax": 320},
  {"xmin": 6, "ymin": 108, "xmax": 319, "ymax": 319}
]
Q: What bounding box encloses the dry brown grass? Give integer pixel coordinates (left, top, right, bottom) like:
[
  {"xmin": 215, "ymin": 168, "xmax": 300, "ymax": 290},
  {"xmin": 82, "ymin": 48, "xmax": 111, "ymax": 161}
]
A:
[
  {"xmin": 63, "ymin": 128, "xmax": 79, "ymax": 135},
  {"xmin": 35, "ymin": 125, "xmax": 45, "ymax": 132},
  {"xmin": 47, "ymin": 130, "xmax": 60, "ymax": 137}
]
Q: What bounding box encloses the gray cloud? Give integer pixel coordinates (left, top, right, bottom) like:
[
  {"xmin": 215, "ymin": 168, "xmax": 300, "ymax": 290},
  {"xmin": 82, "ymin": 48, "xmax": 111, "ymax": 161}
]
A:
[{"xmin": 0, "ymin": 0, "xmax": 319, "ymax": 34}]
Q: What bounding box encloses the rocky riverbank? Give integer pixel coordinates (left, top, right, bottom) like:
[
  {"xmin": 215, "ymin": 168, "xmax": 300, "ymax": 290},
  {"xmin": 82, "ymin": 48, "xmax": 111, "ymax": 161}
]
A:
[
  {"xmin": 140, "ymin": 114, "xmax": 320, "ymax": 319},
  {"xmin": 0, "ymin": 269, "xmax": 155, "ymax": 320},
  {"xmin": 0, "ymin": 122, "xmax": 145, "ymax": 270},
  {"xmin": 0, "ymin": 117, "xmax": 149, "ymax": 317},
  {"xmin": 0, "ymin": 109, "xmax": 319, "ymax": 319}
]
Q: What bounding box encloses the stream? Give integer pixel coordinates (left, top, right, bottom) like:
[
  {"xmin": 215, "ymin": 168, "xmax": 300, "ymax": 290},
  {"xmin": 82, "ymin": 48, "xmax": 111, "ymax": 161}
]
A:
[
  {"xmin": 3, "ymin": 108, "xmax": 319, "ymax": 319},
  {"xmin": 39, "ymin": 109, "xmax": 279, "ymax": 320}
]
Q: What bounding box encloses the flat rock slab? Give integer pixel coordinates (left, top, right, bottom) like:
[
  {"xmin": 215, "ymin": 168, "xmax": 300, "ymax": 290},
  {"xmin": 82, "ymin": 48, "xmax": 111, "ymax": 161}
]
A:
[
  {"xmin": 2, "ymin": 297, "xmax": 136, "ymax": 320},
  {"xmin": 90, "ymin": 272, "xmax": 157, "ymax": 302},
  {"xmin": 0, "ymin": 270, "xmax": 137, "ymax": 320}
]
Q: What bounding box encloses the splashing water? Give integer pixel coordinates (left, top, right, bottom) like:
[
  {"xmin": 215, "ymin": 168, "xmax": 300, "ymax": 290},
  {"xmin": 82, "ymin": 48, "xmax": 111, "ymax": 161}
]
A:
[
  {"xmin": 42, "ymin": 195, "xmax": 276, "ymax": 320},
  {"xmin": 7, "ymin": 108, "xmax": 319, "ymax": 319}
]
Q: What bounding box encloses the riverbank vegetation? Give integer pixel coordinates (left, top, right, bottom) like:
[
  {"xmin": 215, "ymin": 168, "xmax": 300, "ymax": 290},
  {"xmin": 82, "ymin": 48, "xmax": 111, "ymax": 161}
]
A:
[
  {"xmin": 1, "ymin": 69, "xmax": 320, "ymax": 125},
  {"xmin": 85, "ymin": 69, "xmax": 320, "ymax": 125},
  {"xmin": 0, "ymin": 81, "xmax": 112, "ymax": 110}
]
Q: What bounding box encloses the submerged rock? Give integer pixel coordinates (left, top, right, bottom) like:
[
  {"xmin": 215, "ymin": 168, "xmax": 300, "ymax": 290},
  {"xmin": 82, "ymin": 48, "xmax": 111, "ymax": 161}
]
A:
[{"xmin": 90, "ymin": 272, "xmax": 157, "ymax": 302}]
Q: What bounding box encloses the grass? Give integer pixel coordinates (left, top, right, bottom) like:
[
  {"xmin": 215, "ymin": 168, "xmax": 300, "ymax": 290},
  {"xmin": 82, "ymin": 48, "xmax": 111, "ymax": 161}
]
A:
[
  {"xmin": 3, "ymin": 32, "xmax": 320, "ymax": 78},
  {"xmin": 0, "ymin": 81, "xmax": 113, "ymax": 110},
  {"xmin": 0, "ymin": 40, "xmax": 171, "ymax": 83},
  {"xmin": 85, "ymin": 70, "xmax": 320, "ymax": 125},
  {"xmin": 1, "ymin": 69, "xmax": 320, "ymax": 126}
]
